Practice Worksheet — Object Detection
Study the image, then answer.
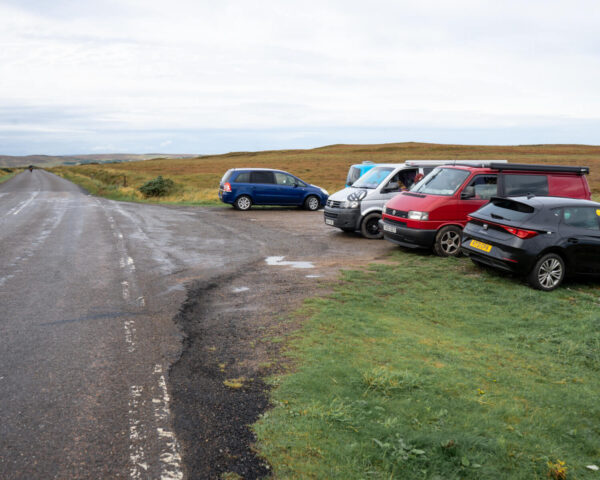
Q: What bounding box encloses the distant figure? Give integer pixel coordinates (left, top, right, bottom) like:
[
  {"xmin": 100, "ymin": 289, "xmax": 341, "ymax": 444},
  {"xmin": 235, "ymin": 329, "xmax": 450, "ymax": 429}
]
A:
[{"xmin": 28, "ymin": 165, "xmax": 33, "ymax": 172}]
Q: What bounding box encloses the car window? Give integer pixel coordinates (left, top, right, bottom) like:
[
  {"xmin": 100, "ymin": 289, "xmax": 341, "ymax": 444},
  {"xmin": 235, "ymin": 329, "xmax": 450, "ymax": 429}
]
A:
[
  {"xmin": 562, "ymin": 207, "xmax": 600, "ymax": 230},
  {"xmin": 347, "ymin": 166, "xmax": 361, "ymax": 185},
  {"xmin": 234, "ymin": 171, "xmax": 250, "ymax": 183},
  {"xmin": 221, "ymin": 169, "xmax": 233, "ymax": 183},
  {"xmin": 274, "ymin": 172, "xmax": 297, "ymax": 186},
  {"xmin": 467, "ymin": 175, "xmax": 497, "ymax": 200},
  {"xmin": 504, "ymin": 174, "xmax": 549, "ymax": 196},
  {"xmin": 250, "ymin": 171, "xmax": 275, "ymax": 184},
  {"xmin": 412, "ymin": 168, "xmax": 471, "ymax": 196}
]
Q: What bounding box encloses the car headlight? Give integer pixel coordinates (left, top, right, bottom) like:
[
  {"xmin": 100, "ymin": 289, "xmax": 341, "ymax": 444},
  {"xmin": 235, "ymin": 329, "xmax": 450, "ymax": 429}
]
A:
[
  {"xmin": 320, "ymin": 188, "xmax": 329, "ymax": 195},
  {"xmin": 343, "ymin": 200, "xmax": 360, "ymax": 209},
  {"xmin": 408, "ymin": 210, "xmax": 429, "ymax": 221}
]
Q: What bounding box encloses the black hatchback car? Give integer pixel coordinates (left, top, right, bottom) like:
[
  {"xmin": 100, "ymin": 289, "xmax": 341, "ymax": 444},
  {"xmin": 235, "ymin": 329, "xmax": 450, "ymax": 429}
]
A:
[{"xmin": 461, "ymin": 196, "xmax": 600, "ymax": 290}]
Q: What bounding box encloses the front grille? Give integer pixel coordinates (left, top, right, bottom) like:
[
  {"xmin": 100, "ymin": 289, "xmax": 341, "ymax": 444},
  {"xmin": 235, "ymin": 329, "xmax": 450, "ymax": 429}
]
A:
[
  {"xmin": 385, "ymin": 207, "xmax": 408, "ymax": 218},
  {"xmin": 327, "ymin": 199, "xmax": 343, "ymax": 208},
  {"xmin": 384, "ymin": 218, "xmax": 406, "ymax": 227},
  {"xmin": 324, "ymin": 211, "xmax": 338, "ymax": 219}
]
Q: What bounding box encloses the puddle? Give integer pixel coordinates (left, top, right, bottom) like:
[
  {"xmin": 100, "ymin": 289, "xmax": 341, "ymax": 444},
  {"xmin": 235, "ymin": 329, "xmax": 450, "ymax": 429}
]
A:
[
  {"xmin": 265, "ymin": 256, "xmax": 314, "ymax": 269},
  {"xmin": 232, "ymin": 287, "xmax": 250, "ymax": 293}
]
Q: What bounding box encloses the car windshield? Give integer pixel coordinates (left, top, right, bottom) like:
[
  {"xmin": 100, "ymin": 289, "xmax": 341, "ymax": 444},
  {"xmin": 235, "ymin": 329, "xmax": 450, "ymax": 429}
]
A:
[
  {"xmin": 352, "ymin": 167, "xmax": 394, "ymax": 189},
  {"xmin": 411, "ymin": 168, "xmax": 471, "ymax": 196},
  {"xmin": 475, "ymin": 198, "xmax": 535, "ymax": 222}
]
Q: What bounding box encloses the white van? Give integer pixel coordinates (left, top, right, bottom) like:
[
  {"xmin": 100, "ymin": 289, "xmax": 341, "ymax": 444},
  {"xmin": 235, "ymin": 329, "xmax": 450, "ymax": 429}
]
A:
[{"xmin": 324, "ymin": 160, "xmax": 505, "ymax": 239}]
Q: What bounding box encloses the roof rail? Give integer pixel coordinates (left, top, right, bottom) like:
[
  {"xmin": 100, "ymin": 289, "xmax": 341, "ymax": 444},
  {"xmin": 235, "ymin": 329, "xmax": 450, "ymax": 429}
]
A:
[
  {"xmin": 404, "ymin": 159, "xmax": 507, "ymax": 167},
  {"xmin": 490, "ymin": 163, "xmax": 589, "ymax": 174}
]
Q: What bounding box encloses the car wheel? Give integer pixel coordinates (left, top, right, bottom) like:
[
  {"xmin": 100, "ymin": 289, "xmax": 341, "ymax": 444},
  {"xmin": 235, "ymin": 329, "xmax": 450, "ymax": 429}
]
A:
[
  {"xmin": 528, "ymin": 253, "xmax": 565, "ymax": 291},
  {"xmin": 433, "ymin": 225, "xmax": 462, "ymax": 257},
  {"xmin": 360, "ymin": 212, "xmax": 382, "ymax": 239},
  {"xmin": 304, "ymin": 195, "xmax": 320, "ymax": 211},
  {"xmin": 234, "ymin": 195, "xmax": 252, "ymax": 211}
]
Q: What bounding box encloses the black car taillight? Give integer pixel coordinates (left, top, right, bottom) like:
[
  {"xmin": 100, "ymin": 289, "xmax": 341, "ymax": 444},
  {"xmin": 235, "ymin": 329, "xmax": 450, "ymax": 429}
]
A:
[{"xmin": 501, "ymin": 225, "xmax": 539, "ymax": 239}]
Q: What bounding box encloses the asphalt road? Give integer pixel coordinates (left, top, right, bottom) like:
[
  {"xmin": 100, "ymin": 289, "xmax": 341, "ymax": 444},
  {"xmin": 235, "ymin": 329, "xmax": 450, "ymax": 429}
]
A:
[{"xmin": 0, "ymin": 170, "xmax": 393, "ymax": 479}]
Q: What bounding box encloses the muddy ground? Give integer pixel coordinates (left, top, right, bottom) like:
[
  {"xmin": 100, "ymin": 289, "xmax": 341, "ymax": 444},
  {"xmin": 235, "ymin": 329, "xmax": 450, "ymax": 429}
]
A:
[{"xmin": 168, "ymin": 208, "xmax": 395, "ymax": 479}]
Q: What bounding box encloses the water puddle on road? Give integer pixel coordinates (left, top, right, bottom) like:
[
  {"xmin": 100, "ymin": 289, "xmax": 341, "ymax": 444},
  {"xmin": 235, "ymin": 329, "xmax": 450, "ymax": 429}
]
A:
[{"xmin": 265, "ymin": 256, "xmax": 315, "ymax": 269}]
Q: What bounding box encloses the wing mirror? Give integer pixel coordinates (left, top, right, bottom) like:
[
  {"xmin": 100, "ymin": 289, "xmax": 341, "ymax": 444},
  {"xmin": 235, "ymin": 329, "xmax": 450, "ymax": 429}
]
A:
[{"xmin": 461, "ymin": 186, "xmax": 475, "ymax": 199}]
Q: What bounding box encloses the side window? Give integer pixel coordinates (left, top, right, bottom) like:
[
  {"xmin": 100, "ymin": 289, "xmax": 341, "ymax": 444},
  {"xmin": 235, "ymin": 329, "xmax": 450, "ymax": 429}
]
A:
[
  {"xmin": 397, "ymin": 169, "xmax": 418, "ymax": 189},
  {"xmin": 465, "ymin": 175, "xmax": 497, "ymax": 200},
  {"xmin": 563, "ymin": 207, "xmax": 600, "ymax": 230},
  {"xmin": 504, "ymin": 174, "xmax": 548, "ymax": 196},
  {"xmin": 250, "ymin": 171, "xmax": 275, "ymax": 184},
  {"xmin": 274, "ymin": 173, "xmax": 296, "ymax": 186},
  {"xmin": 234, "ymin": 172, "xmax": 250, "ymax": 183}
]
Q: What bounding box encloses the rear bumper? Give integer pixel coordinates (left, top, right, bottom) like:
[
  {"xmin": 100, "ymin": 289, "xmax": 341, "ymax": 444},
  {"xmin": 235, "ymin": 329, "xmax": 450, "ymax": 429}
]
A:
[
  {"xmin": 380, "ymin": 219, "xmax": 436, "ymax": 248},
  {"xmin": 461, "ymin": 236, "xmax": 534, "ymax": 275},
  {"xmin": 324, "ymin": 207, "xmax": 361, "ymax": 230}
]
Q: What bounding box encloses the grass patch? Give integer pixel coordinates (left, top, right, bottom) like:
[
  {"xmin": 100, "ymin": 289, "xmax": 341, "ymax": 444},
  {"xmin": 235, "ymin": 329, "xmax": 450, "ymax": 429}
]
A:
[
  {"xmin": 48, "ymin": 143, "xmax": 600, "ymax": 205},
  {"xmin": 254, "ymin": 252, "xmax": 600, "ymax": 479},
  {"xmin": 0, "ymin": 168, "xmax": 20, "ymax": 184}
]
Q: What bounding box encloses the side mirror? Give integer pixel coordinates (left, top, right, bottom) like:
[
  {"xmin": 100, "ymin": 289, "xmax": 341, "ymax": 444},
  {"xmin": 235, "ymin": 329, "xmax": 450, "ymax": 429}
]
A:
[{"xmin": 461, "ymin": 186, "xmax": 475, "ymax": 199}]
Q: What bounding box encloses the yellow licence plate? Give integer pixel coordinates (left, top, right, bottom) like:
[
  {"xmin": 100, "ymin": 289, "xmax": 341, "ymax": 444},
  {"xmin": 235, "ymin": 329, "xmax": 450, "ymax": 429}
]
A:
[{"xmin": 469, "ymin": 239, "xmax": 492, "ymax": 252}]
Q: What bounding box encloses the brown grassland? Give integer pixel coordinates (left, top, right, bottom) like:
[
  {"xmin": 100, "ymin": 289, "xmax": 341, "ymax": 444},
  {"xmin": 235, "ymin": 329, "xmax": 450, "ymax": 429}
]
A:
[{"xmin": 50, "ymin": 142, "xmax": 600, "ymax": 203}]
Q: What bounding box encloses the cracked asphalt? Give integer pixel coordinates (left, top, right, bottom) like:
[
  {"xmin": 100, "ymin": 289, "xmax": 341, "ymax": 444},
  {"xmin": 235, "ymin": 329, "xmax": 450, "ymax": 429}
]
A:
[{"xmin": 0, "ymin": 170, "xmax": 393, "ymax": 479}]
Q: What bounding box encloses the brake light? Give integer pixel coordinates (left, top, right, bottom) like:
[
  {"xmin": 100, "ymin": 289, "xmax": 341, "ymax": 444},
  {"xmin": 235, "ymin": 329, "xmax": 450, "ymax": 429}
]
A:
[
  {"xmin": 466, "ymin": 215, "xmax": 473, "ymax": 221},
  {"xmin": 501, "ymin": 226, "xmax": 538, "ymax": 239},
  {"xmin": 223, "ymin": 182, "xmax": 232, "ymax": 192}
]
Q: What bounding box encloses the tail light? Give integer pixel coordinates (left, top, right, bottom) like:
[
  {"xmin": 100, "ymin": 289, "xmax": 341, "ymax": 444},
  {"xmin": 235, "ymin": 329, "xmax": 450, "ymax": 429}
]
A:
[
  {"xmin": 501, "ymin": 226, "xmax": 538, "ymax": 239},
  {"xmin": 223, "ymin": 182, "xmax": 232, "ymax": 193},
  {"xmin": 466, "ymin": 215, "xmax": 473, "ymax": 221}
]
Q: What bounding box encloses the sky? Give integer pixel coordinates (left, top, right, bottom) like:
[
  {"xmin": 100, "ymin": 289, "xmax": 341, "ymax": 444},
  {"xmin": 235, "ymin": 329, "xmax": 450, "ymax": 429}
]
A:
[{"xmin": 1, "ymin": 0, "xmax": 599, "ymax": 155}]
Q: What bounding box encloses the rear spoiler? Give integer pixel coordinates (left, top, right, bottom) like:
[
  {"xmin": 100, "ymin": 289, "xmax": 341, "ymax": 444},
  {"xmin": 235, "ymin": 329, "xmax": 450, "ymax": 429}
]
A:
[{"xmin": 490, "ymin": 163, "xmax": 589, "ymax": 174}]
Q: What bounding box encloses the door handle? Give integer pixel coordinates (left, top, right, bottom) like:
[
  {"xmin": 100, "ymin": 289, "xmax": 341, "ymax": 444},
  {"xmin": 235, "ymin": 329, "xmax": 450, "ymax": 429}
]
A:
[{"xmin": 568, "ymin": 237, "xmax": 579, "ymax": 244}]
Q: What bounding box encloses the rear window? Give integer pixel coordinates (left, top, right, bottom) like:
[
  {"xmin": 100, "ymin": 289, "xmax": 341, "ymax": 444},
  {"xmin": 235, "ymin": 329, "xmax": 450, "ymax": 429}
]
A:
[
  {"xmin": 504, "ymin": 174, "xmax": 548, "ymax": 196},
  {"xmin": 221, "ymin": 169, "xmax": 234, "ymax": 184},
  {"xmin": 234, "ymin": 171, "xmax": 250, "ymax": 183},
  {"xmin": 476, "ymin": 198, "xmax": 535, "ymax": 222}
]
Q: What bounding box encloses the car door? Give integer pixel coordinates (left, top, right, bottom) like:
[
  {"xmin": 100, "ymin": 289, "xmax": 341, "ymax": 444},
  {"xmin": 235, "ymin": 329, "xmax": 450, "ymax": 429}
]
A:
[
  {"xmin": 456, "ymin": 174, "xmax": 498, "ymax": 222},
  {"xmin": 274, "ymin": 172, "xmax": 305, "ymax": 205},
  {"xmin": 249, "ymin": 171, "xmax": 278, "ymax": 204},
  {"xmin": 559, "ymin": 206, "xmax": 600, "ymax": 274}
]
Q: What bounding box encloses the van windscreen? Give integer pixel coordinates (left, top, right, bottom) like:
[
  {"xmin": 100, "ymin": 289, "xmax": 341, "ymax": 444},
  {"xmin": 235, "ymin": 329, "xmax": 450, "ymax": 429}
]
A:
[
  {"xmin": 353, "ymin": 167, "xmax": 394, "ymax": 189},
  {"xmin": 411, "ymin": 168, "xmax": 470, "ymax": 196}
]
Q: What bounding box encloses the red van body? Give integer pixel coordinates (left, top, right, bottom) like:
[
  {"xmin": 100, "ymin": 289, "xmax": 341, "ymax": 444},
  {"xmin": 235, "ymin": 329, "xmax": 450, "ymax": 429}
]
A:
[{"xmin": 380, "ymin": 163, "xmax": 591, "ymax": 256}]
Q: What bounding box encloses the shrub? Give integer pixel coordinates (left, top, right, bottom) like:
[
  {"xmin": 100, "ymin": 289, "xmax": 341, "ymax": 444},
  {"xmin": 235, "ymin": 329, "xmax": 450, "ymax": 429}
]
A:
[{"xmin": 139, "ymin": 176, "xmax": 175, "ymax": 197}]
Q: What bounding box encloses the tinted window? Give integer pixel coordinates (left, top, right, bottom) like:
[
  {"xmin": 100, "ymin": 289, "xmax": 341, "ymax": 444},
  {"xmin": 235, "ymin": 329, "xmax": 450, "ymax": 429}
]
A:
[
  {"xmin": 221, "ymin": 169, "xmax": 233, "ymax": 183},
  {"xmin": 466, "ymin": 175, "xmax": 497, "ymax": 200},
  {"xmin": 412, "ymin": 168, "xmax": 471, "ymax": 196},
  {"xmin": 274, "ymin": 172, "xmax": 296, "ymax": 186},
  {"xmin": 250, "ymin": 171, "xmax": 275, "ymax": 184},
  {"xmin": 353, "ymin": 167, "xmax": 394, "ymax": 189},
  {"xmin": 563, "ymin": 207, "xmax": 600, "ymax": 230},
  {"xmin": 234, "ymin": 171, "xmax": 250, "ymax": 183},
  {"xmin": 476, "ymin": 198, "xmax": 535, "ymax": 222},
  {"xmin": 504, "ymin": 174, "xmax": 548, "ymax": 196}
]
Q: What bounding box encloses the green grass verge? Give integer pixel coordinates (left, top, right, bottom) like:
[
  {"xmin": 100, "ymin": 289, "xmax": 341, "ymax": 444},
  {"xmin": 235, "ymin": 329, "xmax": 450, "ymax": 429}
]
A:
[
  {"xmin": 254, "ymin": 252, "xmax": 600, "ymax": 479},
  {"xmin": 0, "ymin": 169, "xmax": 19, "ymax": 184}
]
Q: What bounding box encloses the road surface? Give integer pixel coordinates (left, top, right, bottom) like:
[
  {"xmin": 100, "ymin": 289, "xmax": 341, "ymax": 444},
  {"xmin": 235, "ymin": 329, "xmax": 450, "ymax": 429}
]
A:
[{"xmin": 0, "ymin": 170, "xmax": 393, "ymax": 479}]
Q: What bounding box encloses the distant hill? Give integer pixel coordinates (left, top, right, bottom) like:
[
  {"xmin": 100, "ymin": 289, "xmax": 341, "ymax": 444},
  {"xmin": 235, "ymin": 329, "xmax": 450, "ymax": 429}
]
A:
[{"xmin": 0, "ymin": 153, "xmax": 199, "ymax": 168}]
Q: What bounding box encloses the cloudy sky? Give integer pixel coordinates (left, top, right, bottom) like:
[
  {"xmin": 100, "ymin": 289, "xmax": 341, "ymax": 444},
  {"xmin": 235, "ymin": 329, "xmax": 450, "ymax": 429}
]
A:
[{"xmin": 1, "ymin": 0, "xmax": 599, "ymax": 155}]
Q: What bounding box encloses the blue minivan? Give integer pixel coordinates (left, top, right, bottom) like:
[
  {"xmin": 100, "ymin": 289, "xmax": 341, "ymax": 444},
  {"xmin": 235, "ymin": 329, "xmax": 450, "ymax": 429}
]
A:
[{"xmin": 219, "ymin": 168, "xmax": 329, "ymax": 211}]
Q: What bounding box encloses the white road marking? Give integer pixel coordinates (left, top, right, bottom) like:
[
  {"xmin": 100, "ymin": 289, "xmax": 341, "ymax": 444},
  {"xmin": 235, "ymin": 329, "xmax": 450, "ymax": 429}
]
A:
[
  {"xmin": 121, "ymin": 281, "xmax": 130, "ymax": 300},
  {"xmin": 128, "ymin": 385, "xmax": 148, "ymax": 479},
  {"xmin": 7, "ymin": 191, "xmax": 39, "ymax": 216},
  {"xmin": 232, "ymin": 286, "xmax": 250, "ymax": 293},
  {"xmin": 305, "ymin": 275, "xmax": 321, "ymax": 278},
  {"xmin": 266, "ymin": 256, "xmax": 315, "ymax": 269}
]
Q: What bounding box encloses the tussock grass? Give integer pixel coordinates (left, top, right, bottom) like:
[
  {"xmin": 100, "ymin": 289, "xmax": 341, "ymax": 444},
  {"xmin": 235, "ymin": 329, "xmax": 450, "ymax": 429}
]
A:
[
  {"xmin": 49, "ymin": 143, "xmax": 600, "ymax": 204},
  {"xmin": 254, "ymin": 253, "xmax": 600, "ymax": 479}
]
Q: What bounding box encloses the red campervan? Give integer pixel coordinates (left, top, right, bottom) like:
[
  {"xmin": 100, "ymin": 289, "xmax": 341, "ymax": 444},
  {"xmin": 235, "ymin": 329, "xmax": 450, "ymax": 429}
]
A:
[{"xmin": 380, "ymin": 162, "xmax": 591, "ymax": 256}]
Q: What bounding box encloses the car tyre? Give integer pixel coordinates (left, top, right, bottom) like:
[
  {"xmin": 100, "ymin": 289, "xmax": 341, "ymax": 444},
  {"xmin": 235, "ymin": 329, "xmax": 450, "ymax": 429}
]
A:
[
  {"xmin": 234, "ymin": 195, "xmax": 252, "ymax": 211},
  {"xmin": 433, "ymin": 225, "xmax": 462, "ymax": 257},
  {"xmin": 360, "ymin": 212, "xmax": 383, "ymax": 239},
  {"xmin": 304, "ymin": 195, "xmax": 320, "ymax": 211},
  {"xmin": 528, "ymin": 253, "xmax": 565, "ymax": 291}
]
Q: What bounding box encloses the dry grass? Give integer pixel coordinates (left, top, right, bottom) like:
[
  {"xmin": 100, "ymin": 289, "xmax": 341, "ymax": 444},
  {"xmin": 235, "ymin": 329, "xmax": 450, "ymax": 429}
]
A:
[{"xmin": 50, "ymin": 142, "xmax": 600, "ymax": 203}]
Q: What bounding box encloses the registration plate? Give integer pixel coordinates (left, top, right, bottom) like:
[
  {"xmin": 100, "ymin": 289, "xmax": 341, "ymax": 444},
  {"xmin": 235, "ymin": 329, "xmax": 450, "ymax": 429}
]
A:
[
  {"xmin": 325, "ymin": 218, "xmax": 334, "ymax": 225},
  {"xmin": 383, "ymin": 224, "xmax": 396, "ymax": 233},
  {"xmin": 469, "ymin": 239, "xmax": 492, "ymax": 252}
]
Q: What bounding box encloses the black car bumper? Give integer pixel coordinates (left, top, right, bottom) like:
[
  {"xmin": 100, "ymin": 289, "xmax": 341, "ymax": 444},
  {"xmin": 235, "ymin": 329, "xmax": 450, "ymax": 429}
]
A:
[
  {"xmin": 324, "ymin": 207, "xmax": 361, "ymax": 230},
  {"xmin": 379, "ymin": 219, "xmax": 436, "ymax": 249},
  {"xmin": 461, "ymin": 235, "xmax": 534, "ymax": 275}
]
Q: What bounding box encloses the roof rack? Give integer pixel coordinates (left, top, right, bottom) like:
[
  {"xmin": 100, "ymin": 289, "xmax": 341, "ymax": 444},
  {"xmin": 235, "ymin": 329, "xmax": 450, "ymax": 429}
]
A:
[
  {"xmin": 490, "ymin": 163, "xmax": 589, "ymax": 174},
  {"xmin": 405, "ymin": 159, "xmax": 508, "ymax": 167}
]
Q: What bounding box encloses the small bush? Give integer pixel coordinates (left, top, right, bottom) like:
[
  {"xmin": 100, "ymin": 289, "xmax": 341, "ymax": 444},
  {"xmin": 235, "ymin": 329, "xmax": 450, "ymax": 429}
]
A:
[{"xmin": 139, "ymin": 176, "xmax": 175, "ymax": 197}]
